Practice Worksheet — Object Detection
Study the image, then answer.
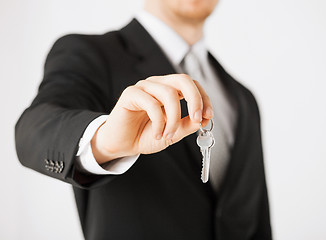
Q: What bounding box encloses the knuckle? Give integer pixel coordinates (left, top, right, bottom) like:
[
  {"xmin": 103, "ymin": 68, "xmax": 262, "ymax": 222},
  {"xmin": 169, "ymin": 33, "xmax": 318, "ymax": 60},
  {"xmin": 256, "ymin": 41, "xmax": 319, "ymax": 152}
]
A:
[
  {"xmin": 165, "ymin": 138, "xmax": 174, "ymax": 146},
  {"xmin": 145, "ymin": 76, "xmax": 157, "ymax": 82},
  {"xmin": 179, "ymin": 73, "xmax": 190, "ymax": 79},
  {"xmin": 135, "ymin": 79, "xmax": 146, "ymax": 86},
  {"xmin": 123, "ymin": 85, "xmax": 135, "ymax": 95},
  {"xmin": 177, "ymin": 74, "xmax": 196, "ymax": 90},
  {"xmin": 147, "ymin": 99, "xmax": 160, "ymax": 111},
  {"xmin": 178, "ymin": 74, "xmax": 192, "ymax": 83},
  {"xmin": 164, "ymin": 86, "xmax": 177, "ymax": 98}
]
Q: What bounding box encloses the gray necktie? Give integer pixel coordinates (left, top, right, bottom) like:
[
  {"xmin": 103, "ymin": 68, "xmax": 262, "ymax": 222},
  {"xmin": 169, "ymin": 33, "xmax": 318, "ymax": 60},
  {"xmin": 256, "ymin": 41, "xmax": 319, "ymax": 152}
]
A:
[{"xmin": 180, "ymin": 49, "xmax": 230, "ymax": 191}]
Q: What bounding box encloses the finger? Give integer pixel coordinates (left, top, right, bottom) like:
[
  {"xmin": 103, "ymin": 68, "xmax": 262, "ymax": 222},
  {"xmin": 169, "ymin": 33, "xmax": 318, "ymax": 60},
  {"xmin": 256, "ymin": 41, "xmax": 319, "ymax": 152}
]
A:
[
  {"xmin": 119, "ymin": 86, "xmax": 166, "ymax": 140},
  {"xmin": 148, "ymin": 74, "xmax": 203, "ymax": 123},
  {"xmin": 136, "ymin": 80, "xmax": 181, "ymax": 139},
  {"xmin": 193, "ymin": 80, "xmax": 214, "ymax": 120},
  {"xmin": 170, "ymin": 116, "xmax": 210, "ymax": 143}
]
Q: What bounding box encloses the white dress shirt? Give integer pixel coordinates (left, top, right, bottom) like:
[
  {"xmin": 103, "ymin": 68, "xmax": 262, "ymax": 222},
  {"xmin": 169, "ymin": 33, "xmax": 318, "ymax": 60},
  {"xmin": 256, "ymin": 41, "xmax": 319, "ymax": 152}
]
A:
[{"xmin": 76, "ymin": 10, "xmax": 236, "ymax": 182}]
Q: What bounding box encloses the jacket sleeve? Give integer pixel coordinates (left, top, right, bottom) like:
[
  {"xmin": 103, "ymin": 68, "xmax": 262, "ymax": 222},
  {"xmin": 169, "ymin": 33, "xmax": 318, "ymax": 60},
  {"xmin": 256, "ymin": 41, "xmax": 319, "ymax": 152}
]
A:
[{"xmin": 15, "ymin": 34, "xmax": 117, "ymax": 188}]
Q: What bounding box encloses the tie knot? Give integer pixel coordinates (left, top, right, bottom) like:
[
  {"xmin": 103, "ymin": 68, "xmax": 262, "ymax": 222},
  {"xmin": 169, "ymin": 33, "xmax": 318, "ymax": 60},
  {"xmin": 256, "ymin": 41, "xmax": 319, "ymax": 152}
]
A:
[{"xmin": 180, "ymin": 50, "xmax": 205, "ymax": 82}]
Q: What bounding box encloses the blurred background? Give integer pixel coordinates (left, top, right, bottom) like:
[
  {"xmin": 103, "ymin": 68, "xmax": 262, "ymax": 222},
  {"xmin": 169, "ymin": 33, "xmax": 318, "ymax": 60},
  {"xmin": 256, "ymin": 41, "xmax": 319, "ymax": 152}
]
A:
[{"xmin": 1, "ymin": 0, "xmax": 325, "ymax": 239}]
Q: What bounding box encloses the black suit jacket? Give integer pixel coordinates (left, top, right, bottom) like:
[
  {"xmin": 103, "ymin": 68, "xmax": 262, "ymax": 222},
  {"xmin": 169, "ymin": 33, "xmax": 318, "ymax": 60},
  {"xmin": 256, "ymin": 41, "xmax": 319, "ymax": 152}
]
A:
[{"xmin": 15, "ymin": 19, "xmax": 272, "ymax": 240}]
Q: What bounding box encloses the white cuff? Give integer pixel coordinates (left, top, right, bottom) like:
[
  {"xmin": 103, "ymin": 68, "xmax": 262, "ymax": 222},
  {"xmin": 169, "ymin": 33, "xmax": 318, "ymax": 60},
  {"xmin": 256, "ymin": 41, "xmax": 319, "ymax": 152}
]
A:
[{"xmin": 76, "ymin": 115, "xmax": 140, "ymax": 175}]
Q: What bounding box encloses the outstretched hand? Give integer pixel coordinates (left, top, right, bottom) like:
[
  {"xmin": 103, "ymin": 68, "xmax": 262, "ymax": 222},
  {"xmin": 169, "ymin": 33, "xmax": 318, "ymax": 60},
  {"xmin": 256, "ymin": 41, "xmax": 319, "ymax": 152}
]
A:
[{"xmin": 91, "ymin": 74, "xmax": 214, "ymax": 164}]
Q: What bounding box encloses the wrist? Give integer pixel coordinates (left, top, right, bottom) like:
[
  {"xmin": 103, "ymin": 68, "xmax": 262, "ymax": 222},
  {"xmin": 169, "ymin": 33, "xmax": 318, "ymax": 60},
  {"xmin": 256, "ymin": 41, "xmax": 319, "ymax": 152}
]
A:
[{"xmin": 90, "ymin": 123, "xmax": 133, "ymax": 164}]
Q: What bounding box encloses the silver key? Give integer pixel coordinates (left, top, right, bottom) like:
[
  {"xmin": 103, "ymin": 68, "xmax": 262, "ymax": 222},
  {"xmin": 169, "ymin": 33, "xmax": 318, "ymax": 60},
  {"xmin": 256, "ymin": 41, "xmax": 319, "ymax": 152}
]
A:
[{"xmin": 196, "ymin": 120, "xmax": 215, "ymax": 183}]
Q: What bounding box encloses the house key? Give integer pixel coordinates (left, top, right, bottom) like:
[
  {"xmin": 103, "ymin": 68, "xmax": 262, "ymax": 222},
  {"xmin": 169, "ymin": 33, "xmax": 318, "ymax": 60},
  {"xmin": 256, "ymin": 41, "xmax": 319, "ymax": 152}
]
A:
[{"xmin": 196, "ymin": 119, "xmax": 215, "ymax": 183}]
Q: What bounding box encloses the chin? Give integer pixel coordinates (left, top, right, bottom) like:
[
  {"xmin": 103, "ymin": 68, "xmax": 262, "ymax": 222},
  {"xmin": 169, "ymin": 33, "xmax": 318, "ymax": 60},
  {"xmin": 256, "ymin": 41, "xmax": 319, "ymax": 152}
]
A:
[{"xmin": 174, "ymin": 0, "xmax": 218, "ymax": 22}]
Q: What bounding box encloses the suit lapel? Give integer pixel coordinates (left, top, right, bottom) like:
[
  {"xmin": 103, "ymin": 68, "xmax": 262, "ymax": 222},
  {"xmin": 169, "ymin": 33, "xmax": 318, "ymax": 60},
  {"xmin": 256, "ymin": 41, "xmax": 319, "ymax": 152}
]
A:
[
  {"xmin": 120, "ymin": 19, "xmax": 176, "ymax": 78},
  {"xmin": 207, "ymin": 53, "xmax": 250, "ymax": 198}
]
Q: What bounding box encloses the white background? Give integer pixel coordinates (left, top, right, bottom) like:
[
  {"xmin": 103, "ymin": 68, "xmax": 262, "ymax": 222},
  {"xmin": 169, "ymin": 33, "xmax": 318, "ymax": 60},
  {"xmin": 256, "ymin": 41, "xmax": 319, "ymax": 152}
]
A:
[{"xmin": 1, "ymin": 0, "xmax": 325, "ymax": 239}]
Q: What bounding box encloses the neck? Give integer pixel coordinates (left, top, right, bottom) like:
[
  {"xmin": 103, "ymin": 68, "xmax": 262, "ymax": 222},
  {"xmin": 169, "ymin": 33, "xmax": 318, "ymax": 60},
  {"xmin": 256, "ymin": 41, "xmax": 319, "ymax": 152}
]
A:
[{"xmin": 144, "ymin": 7, "xmax": 204, "ymax": 46}]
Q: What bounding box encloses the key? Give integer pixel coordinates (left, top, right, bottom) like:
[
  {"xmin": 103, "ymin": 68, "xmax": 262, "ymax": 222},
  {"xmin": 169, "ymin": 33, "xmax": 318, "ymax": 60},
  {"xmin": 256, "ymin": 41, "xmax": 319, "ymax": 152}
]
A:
[{"xmin": 196, "ymin": 120, "xmax": 215, "ymax": 183}]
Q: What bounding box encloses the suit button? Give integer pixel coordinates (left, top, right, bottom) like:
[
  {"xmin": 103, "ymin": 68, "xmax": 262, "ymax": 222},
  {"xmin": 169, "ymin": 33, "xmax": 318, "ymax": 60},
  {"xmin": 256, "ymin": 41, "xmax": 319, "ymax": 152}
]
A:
[
  {"xmin": 58, "ymin": 161, "xmax": 64, "ymax": 173},
  {"xmin": 45, "ymin": 159, "xmax": 64, "ymax": 173},
  {"xmin": 44, "ymin": 159, "xmax": 55, "ymax": 172}
]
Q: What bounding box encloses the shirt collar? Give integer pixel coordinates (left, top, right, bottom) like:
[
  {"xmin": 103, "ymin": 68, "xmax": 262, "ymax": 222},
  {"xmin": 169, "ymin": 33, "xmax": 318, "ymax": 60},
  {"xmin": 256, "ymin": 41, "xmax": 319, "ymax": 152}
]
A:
[{"xmin": 136, "ymin": 10, "xmax": 207, "ymax": 67}]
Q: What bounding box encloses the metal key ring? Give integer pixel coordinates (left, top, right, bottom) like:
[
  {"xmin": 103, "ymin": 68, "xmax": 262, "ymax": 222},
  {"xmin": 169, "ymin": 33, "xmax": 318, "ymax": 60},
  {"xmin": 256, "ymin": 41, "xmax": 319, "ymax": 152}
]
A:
[{"xmin": 199, "ymin": 119, "xmax": 214, "ymax": 132}]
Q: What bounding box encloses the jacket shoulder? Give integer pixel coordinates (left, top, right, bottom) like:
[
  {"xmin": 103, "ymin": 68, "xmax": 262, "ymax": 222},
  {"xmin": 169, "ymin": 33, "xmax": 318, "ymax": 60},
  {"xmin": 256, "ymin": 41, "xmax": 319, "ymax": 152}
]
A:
[{"xmin": 48, "ymin": 30, "xmax": 121, "ymax": 53}]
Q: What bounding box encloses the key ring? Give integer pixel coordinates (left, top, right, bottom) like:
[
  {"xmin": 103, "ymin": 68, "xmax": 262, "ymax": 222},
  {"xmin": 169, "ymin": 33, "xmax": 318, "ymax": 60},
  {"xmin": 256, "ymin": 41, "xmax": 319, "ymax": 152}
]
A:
[{"xmin": 199, "ymin": 119, "xmax": 214, "ymax": 133}]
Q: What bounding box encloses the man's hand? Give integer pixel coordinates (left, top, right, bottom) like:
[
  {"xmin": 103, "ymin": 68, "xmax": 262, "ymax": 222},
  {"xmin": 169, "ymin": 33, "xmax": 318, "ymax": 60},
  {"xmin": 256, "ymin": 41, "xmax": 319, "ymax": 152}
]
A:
[{"xmin": 91, "ymin": 74, "xmax": 214, "ymax": 164}]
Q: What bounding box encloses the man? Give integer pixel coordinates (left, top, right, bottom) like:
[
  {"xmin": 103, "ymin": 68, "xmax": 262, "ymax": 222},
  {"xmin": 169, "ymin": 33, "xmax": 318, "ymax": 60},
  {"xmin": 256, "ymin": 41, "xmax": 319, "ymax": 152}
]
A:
[{"xmin": 15, "ymin": 0, "xmax": 272, "ymax": 239}]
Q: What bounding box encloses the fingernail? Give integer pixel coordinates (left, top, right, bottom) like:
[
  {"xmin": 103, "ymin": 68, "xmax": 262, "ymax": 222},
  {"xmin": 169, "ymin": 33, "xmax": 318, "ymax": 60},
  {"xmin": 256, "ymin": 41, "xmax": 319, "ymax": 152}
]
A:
[
  {"xmin": 166, "ymin": 132, "xmax": 174, "ymax": 140},
  {"xmin": 205, "ymin": 107, "xmax": 214, "ymax": 118},
  {"xmin": 156, "ymin": 134, "xmax": 162, "ymax": 140},
  {"xmin": 194, "ymin": 110, "xmax": 202, "ymax": 122}
]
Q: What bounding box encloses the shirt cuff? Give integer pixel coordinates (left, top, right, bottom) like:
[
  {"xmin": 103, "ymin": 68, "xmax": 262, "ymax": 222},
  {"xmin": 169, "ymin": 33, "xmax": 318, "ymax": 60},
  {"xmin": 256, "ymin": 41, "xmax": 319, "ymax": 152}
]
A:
[{"xmin": 76, "ymin": 115, "xmax": 140, "ymax": 175}]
